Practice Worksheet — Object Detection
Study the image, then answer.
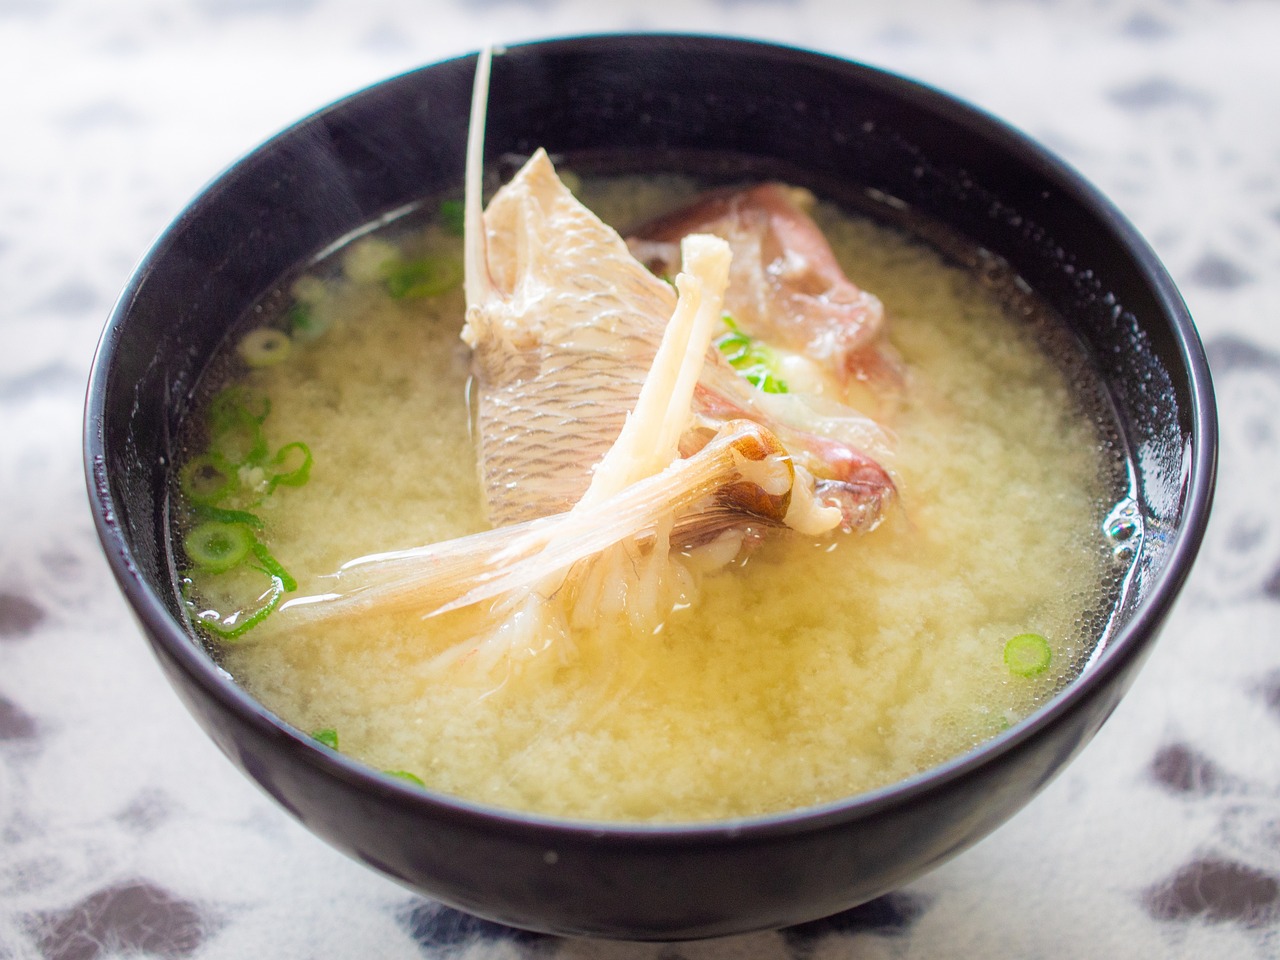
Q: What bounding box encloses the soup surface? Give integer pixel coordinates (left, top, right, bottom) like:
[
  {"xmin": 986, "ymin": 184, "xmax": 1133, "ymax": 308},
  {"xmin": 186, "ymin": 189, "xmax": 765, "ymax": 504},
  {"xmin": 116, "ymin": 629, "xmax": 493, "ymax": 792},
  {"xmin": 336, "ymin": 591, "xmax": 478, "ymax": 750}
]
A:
[{"xmin": 174, "ymin": 172, "xmax": 1131, "ymax": 822}]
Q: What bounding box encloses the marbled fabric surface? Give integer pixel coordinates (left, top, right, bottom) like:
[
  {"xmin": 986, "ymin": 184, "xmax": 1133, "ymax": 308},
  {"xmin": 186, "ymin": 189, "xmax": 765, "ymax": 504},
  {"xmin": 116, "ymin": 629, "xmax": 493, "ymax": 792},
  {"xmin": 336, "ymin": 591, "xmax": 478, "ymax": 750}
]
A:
[{"xmin": 2, "ymin": 0, "xmax": 1278, "ymax": 956}]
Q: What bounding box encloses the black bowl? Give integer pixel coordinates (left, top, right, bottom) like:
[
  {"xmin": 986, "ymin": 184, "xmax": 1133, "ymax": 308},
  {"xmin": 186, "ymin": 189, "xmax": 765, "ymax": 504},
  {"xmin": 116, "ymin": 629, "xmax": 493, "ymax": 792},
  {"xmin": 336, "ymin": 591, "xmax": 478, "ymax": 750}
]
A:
[{"xmin": 84, "ymin": 35, "xmax": 1216, "ymax": 940}]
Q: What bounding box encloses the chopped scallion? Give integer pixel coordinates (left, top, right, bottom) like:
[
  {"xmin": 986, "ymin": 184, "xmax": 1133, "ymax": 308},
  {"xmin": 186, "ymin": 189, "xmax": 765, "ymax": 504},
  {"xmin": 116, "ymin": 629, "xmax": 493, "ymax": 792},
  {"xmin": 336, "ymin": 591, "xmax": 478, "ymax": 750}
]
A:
[
  {"xmin": 182, "ymin": 536, "xmax": 294, "ymax": 642},
  {"xmin": 1004, "ymin": 633, "xmax": 1052, "ymax": 677},
  {"xmin": 286, "ymin": 302, "xmax": 315, "ymax": 335},
  {"xmin": 184, "ymin": 521, "xmax": 254, "ymax": 573},
  {"xmin": 208, "ymin": 386, "xmax": 270, "ymax": 430},
  {"xmin": 717, "ymin": 334, "xmax": 751, "ymax": 364},
  {"xmin": 210, "ymin": 414, "xmax": 267, "ymax": 467},
  {"xmin": 383, "ymin": 257, "xmax": 463, "ymax": 299},
  {"xmin": 344, "ymin": 237, "xmax": 399, "ymax": 283},
  {"xmin": 438, "ymin": 199, "xmax": 465, "ymax": 236},
  {"xmin": 745, "ymin": 369, "xmax": 788, "ymax": 394},
  {"xmin": 385, "ymin": 770, "xmax": 425, "ymax": 786},
  {"xmin": 290, "ymin": 274, "xmax": 328, "ymax": 304},
  {"xmin": 250, "ymin": 541, "xmax": 297, "ymax": 593},
  {"xmin": 206, "ymin": 387, "xmax": 271, "ymax": 467},
  {"xmin": 265, "ymin": 441, "xmax": 312, "ymax": 491},
  {"xmin": 715, "ymin": 314, "xmax": 789, "ymax": 394},
  {"xmin": 192, "ymin": 574, "xmax": 285, "ymax": 641},
  {"xmin": 179, "ymin": 455, "xmax": 235, "ymax": 504},
  {"xmin": 311, "ymin": 728, "xmax": 339, "ymax": 750},
  {"xmin": 192, "ymin": 503, "xmax": 265, "ymax": 530},
  {"xmin": 237, "ymin": 327, "xmax": 292, "ymax": 367},
  {"xmin": 179, "ymin": 380, "xmax": 310, "ymax": 643}
]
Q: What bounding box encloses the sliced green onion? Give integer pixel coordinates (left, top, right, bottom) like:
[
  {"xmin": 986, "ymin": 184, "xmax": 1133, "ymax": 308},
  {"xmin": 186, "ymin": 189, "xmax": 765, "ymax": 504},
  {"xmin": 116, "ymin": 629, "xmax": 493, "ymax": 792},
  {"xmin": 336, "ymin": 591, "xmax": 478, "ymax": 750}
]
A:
[
  {"xmin": 184, "ymin": 521, "xmax": 254, "ymax": 573},
  {"xmin": 286, "ymin": 302, "xmax": 315, "ymax": 335},
  {"xmin": 744, "ymin": 369, "xmax": 788, "ymax": 394},
  {"xmin": 206, "ymin": 387, "xmax": 270, "ymax": 466},
  {"xmin": 716, "ymin": 336, "xmax": 751, "ymax": 363},
  {"xmin": 250, "ymin": 541, "xmax": 297, "ymax": 593},
  {"xmin": 183, "ymin": 538, "xmax": 293, "ymax": 642},
  {"xmin": 211, "ymin": 421, "xmax": 266, "ymax": 467},
  {"xmin": 290, "ymin": 274, "xmax": 328, "ymax": 304},
  {"xmin": 286, "ymin": 300, "xmax": 330, "ymax": 342},
  {"xmin": 265, "ymin": 441, "xmax": 313, "ymax": 491},
  {"xmin": 383, "ymin": 257, "xmax": 463, "ymax": 299},
  {"xmin": 715, "ymin": 314, "xmax": 789, "ymax": 394},
  {"xmin": 208, "ymin": 386, "xmax": 270, "ymax": 430},
  {"xmin": 192, "ymin": 503, "xmax": 265, "ymax": 530},
  {"xmin": 237, "ymin": 327, "xmax": 292, "ymax": 367},
  {"xmin": 344, "ymin": 237, "xmax": 399, "ymax": 283},
  {"xmin": 1004, "ymin": 633, "xmax": 1052, "ymax": 677},
  {"xmin": 179, "ymin": 454, "xmax": 235, "ymax": 505},
  {"xmin": 438, "ymin": 199, "xmax": 465, "ymax": 236},
  {"xmin": 311, "ymin": 728, "xmax": 339, "ymax": 750},
  {"xmin": 192, "ymin": 574, "xmax": 285, "ymax": 642},
  {"xmin": 210, "ymin": 409, "xmax": 267, "ymax": 467},
  {"xmin": 180, "ymin": 371, "xmax": 311, "ymax": 643},
  {"xmin": 385, "ymin": 769, "xmax": 425, "ymax": 786}
]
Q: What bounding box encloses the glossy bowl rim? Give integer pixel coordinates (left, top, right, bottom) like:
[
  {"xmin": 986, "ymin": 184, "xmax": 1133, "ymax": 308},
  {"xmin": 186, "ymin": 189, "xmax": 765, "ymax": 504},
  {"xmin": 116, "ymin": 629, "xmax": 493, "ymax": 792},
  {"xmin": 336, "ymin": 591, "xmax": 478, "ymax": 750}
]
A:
[{"xmin": 84, "ymin": 32, "xmax": 1217, "ymax": 846}]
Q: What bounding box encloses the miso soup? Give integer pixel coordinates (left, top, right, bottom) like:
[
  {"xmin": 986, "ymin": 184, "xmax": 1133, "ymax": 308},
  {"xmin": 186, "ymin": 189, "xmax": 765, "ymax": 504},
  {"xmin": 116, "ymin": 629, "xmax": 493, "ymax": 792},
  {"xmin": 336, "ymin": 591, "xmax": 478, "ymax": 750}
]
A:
[{"xmin": 171, "ymin": 172, "xmax": 1134, "ymax": 823}]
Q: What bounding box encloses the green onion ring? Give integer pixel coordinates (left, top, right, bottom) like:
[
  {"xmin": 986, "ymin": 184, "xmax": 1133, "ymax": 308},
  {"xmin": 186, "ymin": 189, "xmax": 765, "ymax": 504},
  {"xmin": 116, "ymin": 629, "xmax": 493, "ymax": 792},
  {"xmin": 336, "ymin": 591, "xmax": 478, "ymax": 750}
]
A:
[
  {"xmin": 183, "ymin": 521, "xmax": 254, "ymax": 573},
  {"xmin": 193, "ymin": 575, "xmax": 285, "ymax": 642},
  {"xmin": 237, "ymin": 327, "xmax": 292, "ymax": 367},
  {"xmin": 250, "ymin": 541, "xmax": 297, "ymax": 593},
  {"xmin": 1004, "ymin": 633, "xmax": 1052, "ymax": 677},
  {"xmin": 210, "ymin": 408, "xmax": 268, "ymax": 467},
  {"xmin": 179, "ymin": 454, "xmax": 235, "ymax": 504},
  {"xmin": 266, "ymin": 442, "xmax": 313, "ymax": 491},
  {"xmin": 208, "ymin": 386, "xmax": 270, "ymax": 429},
  {"xmin": 192, "ymin": 503, "xmax": 264, "ymax": 530},
  {"xmin": 383, "ymin": 257, "xmax": 463, "ymax": 299}
]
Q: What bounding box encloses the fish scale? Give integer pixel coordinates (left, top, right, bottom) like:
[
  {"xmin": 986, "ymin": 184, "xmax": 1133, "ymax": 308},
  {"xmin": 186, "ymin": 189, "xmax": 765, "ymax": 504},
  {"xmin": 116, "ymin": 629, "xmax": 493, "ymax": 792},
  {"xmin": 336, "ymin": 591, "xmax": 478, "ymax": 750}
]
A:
[{"xmin": 465, "ymin": 148, "xmax": 680, "ymax": 526}]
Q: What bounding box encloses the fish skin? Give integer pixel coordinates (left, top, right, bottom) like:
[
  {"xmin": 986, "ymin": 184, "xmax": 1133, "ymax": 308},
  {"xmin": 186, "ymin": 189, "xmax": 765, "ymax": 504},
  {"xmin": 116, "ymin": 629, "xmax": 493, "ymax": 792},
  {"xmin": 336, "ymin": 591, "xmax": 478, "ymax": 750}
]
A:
[
  {"xmin": 627, "ymin": 182, "xmax": 899, "ymax": 389},
  {"xmin": 463, "ymin": 148, "xmax": 678, "ymax": 526}
]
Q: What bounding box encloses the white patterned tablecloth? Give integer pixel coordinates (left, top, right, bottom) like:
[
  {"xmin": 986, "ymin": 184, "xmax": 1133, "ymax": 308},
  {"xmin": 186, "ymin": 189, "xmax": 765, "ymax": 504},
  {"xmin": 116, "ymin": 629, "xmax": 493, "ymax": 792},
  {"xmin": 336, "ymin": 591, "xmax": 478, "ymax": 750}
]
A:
[{"xmin": 2, "ymin": 1, "xmax": 1278, "ymax": 957}]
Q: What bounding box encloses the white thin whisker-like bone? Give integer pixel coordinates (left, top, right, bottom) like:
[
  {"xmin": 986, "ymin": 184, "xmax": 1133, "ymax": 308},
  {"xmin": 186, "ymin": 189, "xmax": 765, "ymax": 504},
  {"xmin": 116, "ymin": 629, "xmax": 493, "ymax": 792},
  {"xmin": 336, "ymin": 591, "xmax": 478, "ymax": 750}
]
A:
[{"xmin": 463, "ymin": 44, "xmax": 494, "ymax": 309}]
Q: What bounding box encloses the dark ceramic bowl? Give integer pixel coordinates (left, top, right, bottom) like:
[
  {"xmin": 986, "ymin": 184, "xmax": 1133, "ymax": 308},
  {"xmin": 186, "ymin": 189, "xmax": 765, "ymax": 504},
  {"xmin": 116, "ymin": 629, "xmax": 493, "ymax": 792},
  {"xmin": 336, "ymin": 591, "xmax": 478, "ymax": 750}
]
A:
[{"xmin": 84, "ymin": 35, "xmax": 1216, "ymax": 940}]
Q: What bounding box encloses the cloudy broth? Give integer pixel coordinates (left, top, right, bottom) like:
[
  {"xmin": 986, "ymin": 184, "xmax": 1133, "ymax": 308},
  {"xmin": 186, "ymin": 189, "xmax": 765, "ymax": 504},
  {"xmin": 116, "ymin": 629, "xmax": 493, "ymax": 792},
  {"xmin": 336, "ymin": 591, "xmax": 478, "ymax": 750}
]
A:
[{"xmin": 172, "ymin": 173, "xmax": 1132, "ymax": 822}]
